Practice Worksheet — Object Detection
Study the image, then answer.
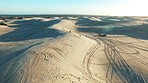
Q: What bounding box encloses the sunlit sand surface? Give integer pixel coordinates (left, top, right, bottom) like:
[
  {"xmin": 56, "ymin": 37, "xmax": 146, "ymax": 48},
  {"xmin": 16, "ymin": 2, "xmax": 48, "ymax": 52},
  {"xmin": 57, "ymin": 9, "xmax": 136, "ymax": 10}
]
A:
[{"xmin": 0, "ymin": 16, "xmax": 148, "ymax": 83}]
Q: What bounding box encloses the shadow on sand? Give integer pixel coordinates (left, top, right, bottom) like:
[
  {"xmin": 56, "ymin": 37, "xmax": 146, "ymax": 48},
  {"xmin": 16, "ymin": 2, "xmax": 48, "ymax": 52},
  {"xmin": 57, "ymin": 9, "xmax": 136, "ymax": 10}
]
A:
[
  {"xmin": 75, "ymin": 17, "xmax": 129, "ymax": 26},
  {"xmin": 0, "ymin": 42, "xmax": 42, "ymax": 67},
  {"xmin": 0, "ymin": 19, "xmax": 64, "ymax": 42},
  {"xmin": 0, "ymin": 42, "xmax": 43, "ymax": 83},
  {"xmin": 77, "ymin": 24, "xmax": 148, "ymax": 40}
]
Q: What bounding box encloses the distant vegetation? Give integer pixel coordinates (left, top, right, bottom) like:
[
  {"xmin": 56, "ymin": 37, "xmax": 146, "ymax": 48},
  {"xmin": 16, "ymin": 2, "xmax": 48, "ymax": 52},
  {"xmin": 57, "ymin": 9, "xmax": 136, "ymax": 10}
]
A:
[{"xmin": 0, "ymin": 22, "xmax": 7, "ymax": 26}]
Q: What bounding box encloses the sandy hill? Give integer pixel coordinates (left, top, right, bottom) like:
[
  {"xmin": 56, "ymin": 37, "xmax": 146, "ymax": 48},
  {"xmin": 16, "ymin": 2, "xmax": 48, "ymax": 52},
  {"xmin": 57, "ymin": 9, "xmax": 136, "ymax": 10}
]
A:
[{"xmin": 0, "ymin": 16, "xmax": 148, "ymax": 83}]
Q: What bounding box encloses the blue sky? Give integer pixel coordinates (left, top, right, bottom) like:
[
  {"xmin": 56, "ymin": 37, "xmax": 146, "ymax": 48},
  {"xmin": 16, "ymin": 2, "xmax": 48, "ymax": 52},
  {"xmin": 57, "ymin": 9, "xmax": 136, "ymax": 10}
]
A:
[{"xmin": 0, "ymin": 0, "xmax": 147, "ymax": 16}]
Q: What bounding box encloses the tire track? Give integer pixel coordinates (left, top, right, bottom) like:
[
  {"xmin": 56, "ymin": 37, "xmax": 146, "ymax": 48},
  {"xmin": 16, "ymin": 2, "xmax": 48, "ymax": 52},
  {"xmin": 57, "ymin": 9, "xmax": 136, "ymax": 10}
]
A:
[{"xmin": 79, "ymin": 32, "xmax": 148, "ymax": 83}]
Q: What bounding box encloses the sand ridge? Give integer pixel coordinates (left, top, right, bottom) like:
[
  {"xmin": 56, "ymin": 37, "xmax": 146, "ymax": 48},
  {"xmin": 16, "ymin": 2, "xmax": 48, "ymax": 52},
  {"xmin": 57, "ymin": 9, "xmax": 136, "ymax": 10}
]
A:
[{"xmin": 0, "ymin": 16, "xmax": 148, "ymax": 83}]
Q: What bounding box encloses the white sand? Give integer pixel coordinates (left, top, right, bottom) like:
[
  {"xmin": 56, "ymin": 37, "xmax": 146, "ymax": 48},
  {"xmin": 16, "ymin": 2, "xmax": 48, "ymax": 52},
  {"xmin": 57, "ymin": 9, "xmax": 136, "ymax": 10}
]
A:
[{"xmin": 0, "ymin": 16, "xmax": 148, "ymax": 83}]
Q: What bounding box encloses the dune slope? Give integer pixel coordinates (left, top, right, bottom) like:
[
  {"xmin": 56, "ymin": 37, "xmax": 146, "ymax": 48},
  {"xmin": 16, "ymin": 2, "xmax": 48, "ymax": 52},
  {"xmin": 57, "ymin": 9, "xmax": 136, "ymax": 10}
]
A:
[{"xmin": 0, "ymin": 16, "xmax": 148, "ymax": 83}]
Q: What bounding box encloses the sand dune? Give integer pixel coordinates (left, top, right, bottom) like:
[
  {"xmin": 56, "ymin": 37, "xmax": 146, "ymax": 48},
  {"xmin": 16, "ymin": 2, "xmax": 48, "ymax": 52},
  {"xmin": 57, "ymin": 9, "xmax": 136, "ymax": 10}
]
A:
[{"xmin": 0, "ymin": 16, "xmax": 148, "ymax": 83}]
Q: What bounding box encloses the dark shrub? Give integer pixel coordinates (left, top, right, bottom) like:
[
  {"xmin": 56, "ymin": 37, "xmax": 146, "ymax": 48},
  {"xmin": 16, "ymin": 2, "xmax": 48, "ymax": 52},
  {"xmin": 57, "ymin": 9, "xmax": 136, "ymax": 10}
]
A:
[{"xmin": 0, "ymin": 22, "xmax": 7, "ymax": 26}]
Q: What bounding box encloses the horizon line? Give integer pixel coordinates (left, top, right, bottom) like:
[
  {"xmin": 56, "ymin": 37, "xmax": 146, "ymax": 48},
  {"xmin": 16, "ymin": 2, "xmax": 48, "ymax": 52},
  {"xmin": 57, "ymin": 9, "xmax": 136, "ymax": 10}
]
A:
[{"xmin": 0, "ymin": 14, "xmax": 147, "ymax": 17}]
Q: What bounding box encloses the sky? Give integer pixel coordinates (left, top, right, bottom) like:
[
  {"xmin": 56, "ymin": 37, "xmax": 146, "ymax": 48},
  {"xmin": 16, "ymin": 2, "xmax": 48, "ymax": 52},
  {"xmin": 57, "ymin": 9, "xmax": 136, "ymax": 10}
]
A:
[{"xmin": 0, "ymin": 0, "xmax": 147, "ymax": 16}]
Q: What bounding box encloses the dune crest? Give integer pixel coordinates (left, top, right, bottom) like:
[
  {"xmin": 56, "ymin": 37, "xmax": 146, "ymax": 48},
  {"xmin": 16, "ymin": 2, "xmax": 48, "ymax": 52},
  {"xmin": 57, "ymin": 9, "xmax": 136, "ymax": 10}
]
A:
[{"xmin": 0, "ymin": 16, "xmax": 148, "ymax": 83}]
